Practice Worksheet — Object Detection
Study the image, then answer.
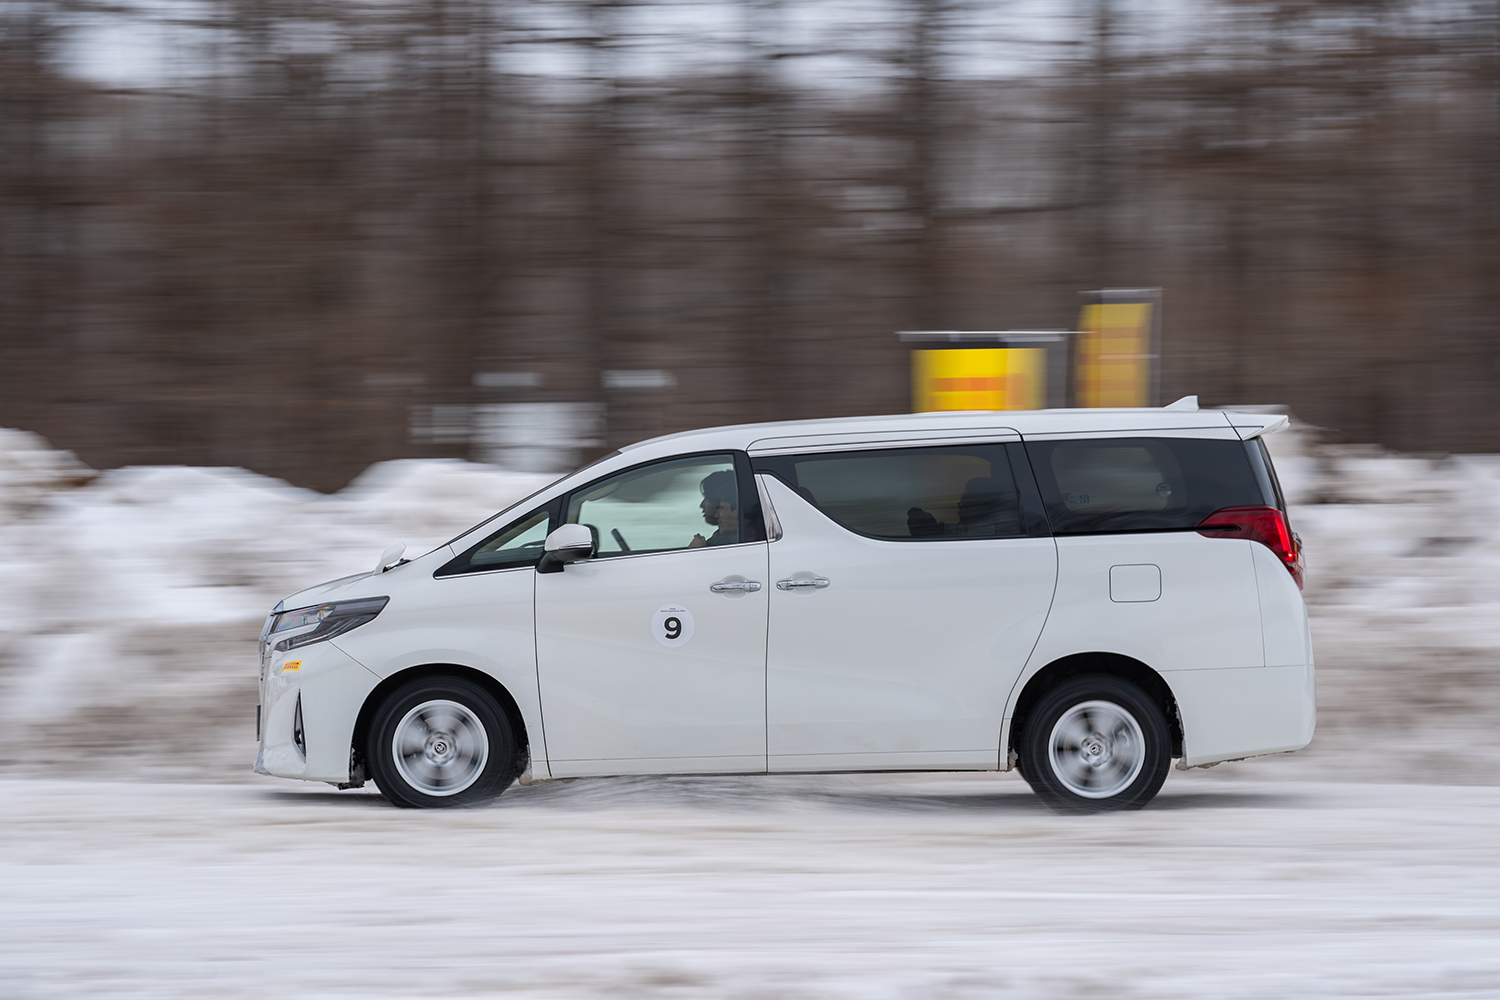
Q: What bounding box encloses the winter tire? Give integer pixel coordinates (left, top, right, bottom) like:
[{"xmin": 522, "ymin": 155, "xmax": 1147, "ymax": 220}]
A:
[
  {"xmin": 1019, "ymin": 674, "xmax": 1171, "ymax": 813},
  {"xmin": 367, "ymin": 675, "xmax": 518, "ymax": 809}
]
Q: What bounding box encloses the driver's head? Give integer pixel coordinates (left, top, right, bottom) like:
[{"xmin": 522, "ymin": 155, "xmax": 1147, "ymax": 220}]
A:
[{"xmin": 699, "ymin": 470, "xmax": 738, "ymax": 527}]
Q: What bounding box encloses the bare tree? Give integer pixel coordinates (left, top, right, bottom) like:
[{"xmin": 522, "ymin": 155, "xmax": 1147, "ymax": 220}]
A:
[{"xmin": 2, "ymin": 0, "xmax": 1498, "ymax": 486}]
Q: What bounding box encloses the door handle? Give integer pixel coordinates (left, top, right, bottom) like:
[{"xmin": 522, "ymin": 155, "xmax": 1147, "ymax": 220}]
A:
[
  {"xmin": 710, "ymin": 580, "xmax": 763, "ymax": 593},
  {"xmin": 776, "ymin": 578, "xmax": 830, "ymax": 591}
]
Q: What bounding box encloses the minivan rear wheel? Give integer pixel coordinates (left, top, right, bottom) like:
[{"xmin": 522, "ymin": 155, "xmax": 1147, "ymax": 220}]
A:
[
  {"xmin": 367, "ymin": 675, "xmax": 518, "ymax": 808},
  {"xmin": 1018, "ymin": 675, "xmax": 1170, "ymax": 812}
]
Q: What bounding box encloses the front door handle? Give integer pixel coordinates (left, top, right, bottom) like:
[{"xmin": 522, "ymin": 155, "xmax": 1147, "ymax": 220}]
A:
[
  {"xmin": 710, "ymin": 580, "xmax": 763, "ymax": 593},
  {"xmin": 776, "ymin": 578, "xmax": 830, "ymax": 591}
]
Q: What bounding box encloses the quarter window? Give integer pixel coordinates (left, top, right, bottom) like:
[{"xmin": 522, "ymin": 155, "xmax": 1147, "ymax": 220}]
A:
[
  {"xmin": 435, "ymin": 505, "xmax": 554, "ymax": 576},
  {"xmin": 754, "ymin": 444, "xmax": 1024, "ymax": 540},
  {"xmin": 1026, "ymin": 437, "xmax": 1262, "ymax": 534},
  {"xmin": 568, "ymin": 454, "xmax": 744, "ymax": 556}
]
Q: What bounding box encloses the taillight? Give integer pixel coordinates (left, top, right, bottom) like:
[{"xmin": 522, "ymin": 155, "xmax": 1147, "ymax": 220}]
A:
[{"xmin": 1197, "ymin": 505, "xmax": 1304, "ymax": 590}]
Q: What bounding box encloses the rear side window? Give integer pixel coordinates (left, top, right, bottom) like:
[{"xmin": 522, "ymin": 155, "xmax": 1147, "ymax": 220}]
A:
[
  {"xmin": 1025, "ymin": 437, "xmax": 1262, "ymax": 534},
  {"xmin": 753, "ymin": 444, "xmax": 1025, "ymax": 541}
]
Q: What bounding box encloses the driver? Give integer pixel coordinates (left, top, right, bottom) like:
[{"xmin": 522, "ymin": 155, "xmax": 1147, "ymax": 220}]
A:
[{"xmin": 689, "ymin": 470, "xmax": 739, "ymax": 548}]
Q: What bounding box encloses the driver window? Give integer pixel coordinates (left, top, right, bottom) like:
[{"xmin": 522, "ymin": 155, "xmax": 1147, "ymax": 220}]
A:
[{"xmin": 568, "ymin": 454, "xmax": 740, "ymax": 557}]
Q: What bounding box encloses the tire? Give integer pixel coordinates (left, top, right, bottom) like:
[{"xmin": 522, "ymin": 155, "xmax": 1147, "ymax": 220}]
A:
[
  {"xmin": 1018, "ymin": 675, "xmax": 1171, "ymax": 813},
  {"xmin": 366, "ymin": 675, "xmax": 518, "ymax": 809}
]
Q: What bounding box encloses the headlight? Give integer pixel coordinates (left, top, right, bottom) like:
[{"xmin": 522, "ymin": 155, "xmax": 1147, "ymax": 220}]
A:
[{"xmin": 269, "ymin": 597, "xmax": 390, "ymax": 652}]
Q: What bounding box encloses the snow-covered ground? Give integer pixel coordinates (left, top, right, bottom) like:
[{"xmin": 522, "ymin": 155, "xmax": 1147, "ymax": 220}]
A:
[{"xmin": 4, "ymin": 774, "xmax": 1500, "ymax": 999}]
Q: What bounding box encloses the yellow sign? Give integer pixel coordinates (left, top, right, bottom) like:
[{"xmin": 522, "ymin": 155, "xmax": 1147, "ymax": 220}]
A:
[
  {"xmin": 280, "ymin": 660, "xmax": 302, "ymax": 673},
  {"xmin": 912, "ymin": 348, "xmax": 1045, "ymax": 412},
  {"xmin": 1075, "ymin": 302, "xmax": 1153, "ymax": 407}
]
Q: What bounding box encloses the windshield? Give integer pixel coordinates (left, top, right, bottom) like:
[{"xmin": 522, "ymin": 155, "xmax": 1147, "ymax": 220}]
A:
[{"xmin": 427, "ymin": 449, "xmax": 623, "ymax": 555}]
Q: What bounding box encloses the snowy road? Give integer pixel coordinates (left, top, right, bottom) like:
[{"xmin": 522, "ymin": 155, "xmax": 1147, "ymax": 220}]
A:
[{"xmin": 3, "ymin": 774, "xmax": 1499, "ymax": 999}]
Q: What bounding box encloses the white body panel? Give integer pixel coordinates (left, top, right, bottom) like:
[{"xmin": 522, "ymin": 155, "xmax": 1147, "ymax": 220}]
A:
[
  {"xmin": 761, "ymin": 476, "xmax": 1056, "ymax": 771},
  {"xmin": 1171, "ymin": 663, "xmax": 1316, "ymax": 766},
  {"xmin": 535, "ymin": 543, "xmax": 769, "ymax": 776},
  {"xmin": 1029, "ymin": 533, "xmax": 1265, "ymax": 675},
  {"xmin": 1251, "ymin": 541, "xmax": 1315, "ymax": 668},
  {"xmin": 332, "ymin": 549, "xmax": 550, "ymax": 777},
  {"xmin": 1152, "ymin": 539, "xmax": 1315, "ymax": 767},
  {"xmin": 254, "ymin": 402, "xmax": 1315, "ymax": 789},
  {"xmin": 1006, "ymin": 531, "xmax": 1299, "ymax": 769},
  {"xmin": 255, "ymin": 639, "xmax": 380, "ymax": 783}
]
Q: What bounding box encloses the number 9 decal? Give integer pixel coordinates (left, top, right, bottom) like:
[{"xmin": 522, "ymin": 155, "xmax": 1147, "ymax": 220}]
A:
[{"xmin": 652, "ymin": 605, "xmax": 695, "ymax": 647}]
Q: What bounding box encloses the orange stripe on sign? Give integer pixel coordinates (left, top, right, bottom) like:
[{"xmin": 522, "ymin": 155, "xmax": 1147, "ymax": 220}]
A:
[{"xmin": 931, "ymin": 377, "xmax": 1005, "ymax": 392}]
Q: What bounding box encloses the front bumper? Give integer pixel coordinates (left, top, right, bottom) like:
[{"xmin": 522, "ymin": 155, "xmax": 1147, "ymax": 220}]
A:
[{"xmin": 256, "ymin": 639, "xmax": 382, "ymax": 783}]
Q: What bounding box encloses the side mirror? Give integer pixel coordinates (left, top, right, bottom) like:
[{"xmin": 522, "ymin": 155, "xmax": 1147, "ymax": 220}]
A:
[{"xmin": 537, "ymin": 523, "xmax": 594, "ymax": 574}]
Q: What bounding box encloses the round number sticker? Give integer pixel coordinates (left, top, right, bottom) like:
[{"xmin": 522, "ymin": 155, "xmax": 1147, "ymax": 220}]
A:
[{"xmin": 652, "ymin": 605, "xmax": 695, "ymax": 647}]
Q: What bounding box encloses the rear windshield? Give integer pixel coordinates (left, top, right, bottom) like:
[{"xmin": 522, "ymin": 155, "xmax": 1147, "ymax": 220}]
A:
[{"xmin": 1024, "ymin": 437, "xmax": 1265, "ymax": 534}]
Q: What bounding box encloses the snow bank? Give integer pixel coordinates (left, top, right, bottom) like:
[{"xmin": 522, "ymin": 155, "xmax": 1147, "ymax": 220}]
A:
[
  {"xmin": 1, "ymin": 419, "xmax": 1497, "ymax": 783},
  {"xmin": 0, "ymin": 433, "xmax": 550, "ymax": 777},
  {"xmin": 1249, "ymin": 424, "xmax": 1500, "ymax": 783}
]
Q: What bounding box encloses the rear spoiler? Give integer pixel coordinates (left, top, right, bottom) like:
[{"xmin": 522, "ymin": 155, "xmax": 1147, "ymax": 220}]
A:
[{"xmin": 1217, "ymin": 407, "xmax": 1291, "ymax": 439}]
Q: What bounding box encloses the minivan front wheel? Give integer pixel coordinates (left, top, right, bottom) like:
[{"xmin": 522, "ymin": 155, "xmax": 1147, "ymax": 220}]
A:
[
  {"xmin": 367, "ymin": 675, "xmax": 518, "ymax": 808},
  {"xmin": 1019, "ymin": 675, "xmax": 1171, "ymax": 812}
]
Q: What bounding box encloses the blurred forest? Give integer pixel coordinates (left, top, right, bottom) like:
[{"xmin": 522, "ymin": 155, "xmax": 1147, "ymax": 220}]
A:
[{"xmin": 1, "ymin": 0, "xmax": 1497, "ymax": 490}]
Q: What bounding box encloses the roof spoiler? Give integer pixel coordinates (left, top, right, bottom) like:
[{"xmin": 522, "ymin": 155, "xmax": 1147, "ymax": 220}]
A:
[
  {"xmin": 1167, "ymin": 396, "xmax": 1289, "ymax": 437},
  {"xmin": 1215, "ymin": 405, "xmax": 1291, "ymax": 439}
]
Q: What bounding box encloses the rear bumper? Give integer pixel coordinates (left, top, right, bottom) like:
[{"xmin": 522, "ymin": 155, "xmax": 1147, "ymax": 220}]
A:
[{"xmin": 1168, "ymin": 662, "xmax": 1316, "ymax": 767}]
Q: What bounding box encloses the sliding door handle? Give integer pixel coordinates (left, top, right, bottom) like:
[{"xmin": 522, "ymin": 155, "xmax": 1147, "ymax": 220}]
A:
[{"xmin": 710, "ymin": 580, "xmax": 763, "ymax": 593}]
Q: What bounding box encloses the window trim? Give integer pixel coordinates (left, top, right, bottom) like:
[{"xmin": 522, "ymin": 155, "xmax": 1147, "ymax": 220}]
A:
[
  {"xmin": 558, "ymin": 449, "xmax": 767, "ymax": 563},
  {"xmin": 1007, "ymin": 441, "xmax": 1053, "ymax": 538}
]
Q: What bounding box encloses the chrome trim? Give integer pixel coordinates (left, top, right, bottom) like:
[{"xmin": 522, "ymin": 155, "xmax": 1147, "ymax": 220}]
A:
[
  {"xmin": 776, "ymin": 578, "xmax": 830, "ymax": 591},
  {"xmin": 578, "ymin": 540, "xmax": 764, "ymax": 563},
  {"xmin": 750, "ymin": 434, "xmax": 1021, "ymax": 457},
  {"xmin": 747, "ymin": 428, "xmax": 1021, "ymax": 455},
  {"xmin": 754, "ymin": 474, "xmax": 783, "ymax": 542},
  {"xmin": 710, "ymin": 581, "xmax": 763, "ymax": 593},
  {"xmin": 292, "ymin": 693, "xmax": 306, "ymax": 761}
]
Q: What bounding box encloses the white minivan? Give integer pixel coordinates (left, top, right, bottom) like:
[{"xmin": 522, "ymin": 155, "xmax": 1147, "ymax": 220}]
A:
[{"xmin": 255, "ymin": 398, "xmax": 1313, "ymax": 811}]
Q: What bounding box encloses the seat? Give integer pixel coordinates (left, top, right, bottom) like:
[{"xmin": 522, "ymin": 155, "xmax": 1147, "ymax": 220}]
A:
[
  {"xmin": 907, "ymin": 507, "xmax": 942, "ymax": 538},
  {"xmin": 956, "ymin": 477, "xmax": 1021, "ymax": 537}
]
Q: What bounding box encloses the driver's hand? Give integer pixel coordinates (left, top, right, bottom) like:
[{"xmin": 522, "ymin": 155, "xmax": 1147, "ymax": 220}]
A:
[{"xmin": 689, "ymin": 534, "xmax": 707, "ymax": 548}]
